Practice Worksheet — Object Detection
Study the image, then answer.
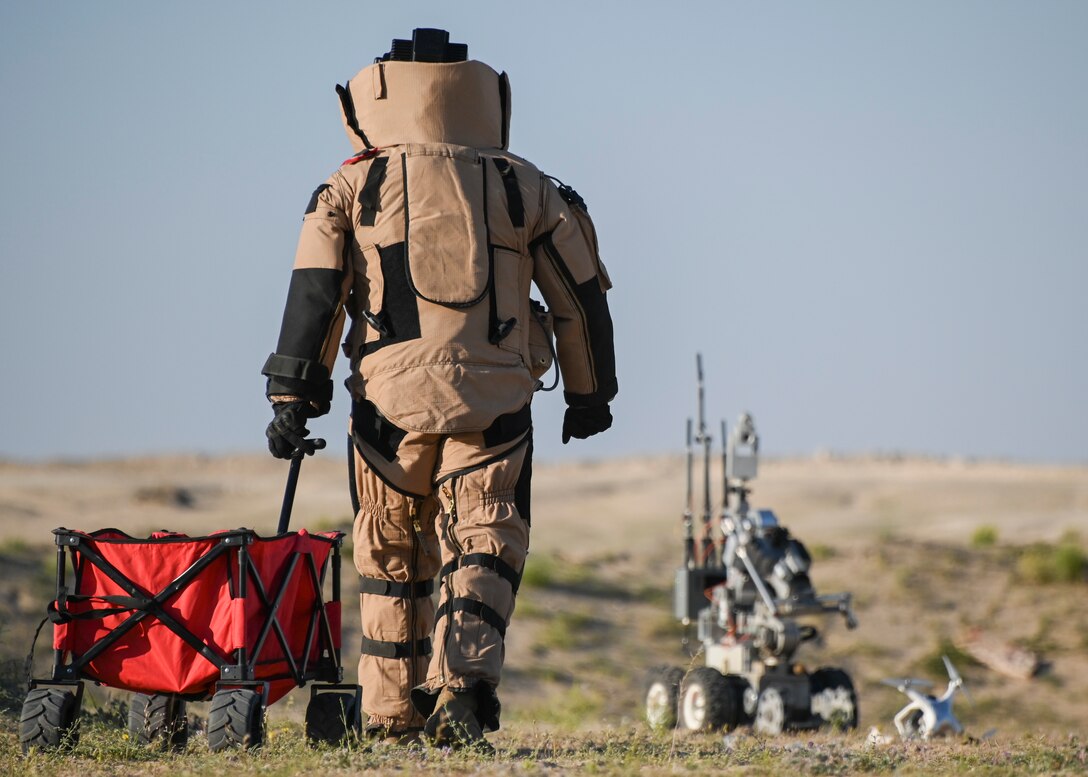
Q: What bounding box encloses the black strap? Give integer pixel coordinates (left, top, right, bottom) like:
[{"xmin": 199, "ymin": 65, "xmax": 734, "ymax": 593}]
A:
[
  {"xmin": 305, "ymin": 184, "xmax": 332, "ymax": 215},
  {"xmin": 23, "ymin": 616, "xmax": 49, "ymax": 691},
  {"xmin": 437, "ymin": 597, "xmax": 507, "ymax": 640},
  {"xmin": 492, "ymin": 158, "xmax": 524, "ymax": 228},
  {"xmin": 47, "ymin": 592, "xmax": 146, "ymax": 624},
  {"xmin": 335, "ymin": 83, "xmax": 373, "ymax": 149},
  {"xmin": 498, "ymin": 72, "xmax": 510, "ymax": 149},
  {"xmin": 360, "ymin": 636, "xmax": 431, "ymax": 659},
  {"xmin": 359, "ymin": 576, "xmax": 434, "ymax": 598},
  {"xmin": 439, "ymin": 553, "xmax": 521, "ymax": 596},
  {"xmin": 484, "ymin": 242, "xmax": 516, "ymax": 344},
  {"xmin": 347, "ymin": 434, "xmax": 361, "ymax": 517},
  {"xmin": 261, "ymin": 352, "xmax": 331, "ymax": 383},
  {"xmin": 359, "ymin": 156, "xmax": 388, "ymax": 226}
]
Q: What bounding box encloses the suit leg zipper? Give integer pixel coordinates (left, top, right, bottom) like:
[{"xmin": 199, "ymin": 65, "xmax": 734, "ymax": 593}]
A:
[
  {"xmin": 437, "ymin": 479, "xmax": 463, "ymax": 684},
  {"xmin": 408, "ymin": 498, "xmax": 421, "ymax": 696}
]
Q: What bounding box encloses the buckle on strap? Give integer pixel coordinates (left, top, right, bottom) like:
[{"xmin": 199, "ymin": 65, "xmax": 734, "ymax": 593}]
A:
[
  {"xmin": 436, "ymin": 596, "xmax": 507, "ymax": 640},
  {"xmin": 360, "ymin": 636, "xmax": 432, "ymax": 659},
  {"xmin": 359, "ymin": 576, "xmax": 434, "ymax": 598},
  {"xmin": 439, "ymin": 553, "xmax": 522, "ymax": 596}
]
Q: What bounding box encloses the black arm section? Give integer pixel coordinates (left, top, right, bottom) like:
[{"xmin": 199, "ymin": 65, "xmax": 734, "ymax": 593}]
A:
[{"xmin": 261, "ymin": 353, "xmax": 333, "ymax": 415}]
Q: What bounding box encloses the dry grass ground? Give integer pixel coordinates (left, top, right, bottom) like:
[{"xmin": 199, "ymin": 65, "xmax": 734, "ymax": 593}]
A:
[
  {"xmin": 3, "ymin": 725, "xmax": 1087, "ymax": 776},
  {"xmin": 0, "ymin": 453, "xmax": 1085, "ymax": 774}
]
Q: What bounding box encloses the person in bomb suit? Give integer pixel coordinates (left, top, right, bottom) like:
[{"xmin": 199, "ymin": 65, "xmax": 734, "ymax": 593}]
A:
[{"xmin": 262, "ymin": 29, "xmax": 617, "ymax": 748}]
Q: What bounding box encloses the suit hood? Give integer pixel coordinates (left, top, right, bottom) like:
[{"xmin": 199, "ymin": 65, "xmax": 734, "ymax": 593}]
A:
[{"xmin": 336, "ymin": 59, "xmax": 511, "ymax": 152}]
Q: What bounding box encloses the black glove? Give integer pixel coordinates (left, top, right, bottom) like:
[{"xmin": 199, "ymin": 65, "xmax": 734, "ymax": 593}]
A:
[
  {"xmin": 266, "ymin": 401, "xmax": 317, "ymax": 459},
  {"xmin": 562, "ymin": 404, "xmax": 613, "ymax": 444}
]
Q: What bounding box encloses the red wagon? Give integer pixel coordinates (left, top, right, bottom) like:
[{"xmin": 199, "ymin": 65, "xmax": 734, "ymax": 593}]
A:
[{"xmin": 19, "ymin": 444, "xmax": 359, "ymax": 752}]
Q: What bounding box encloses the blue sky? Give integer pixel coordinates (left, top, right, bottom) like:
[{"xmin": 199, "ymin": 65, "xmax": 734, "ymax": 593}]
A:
[{"xmin": 1, "ymin": 2, "xmax": 1085, "ymax": 463}]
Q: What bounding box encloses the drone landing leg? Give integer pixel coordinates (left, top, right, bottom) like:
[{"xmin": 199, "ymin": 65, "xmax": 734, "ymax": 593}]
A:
[{"xmin": 894, "ymin": 704, "xmax": 916, "ymax": 740}]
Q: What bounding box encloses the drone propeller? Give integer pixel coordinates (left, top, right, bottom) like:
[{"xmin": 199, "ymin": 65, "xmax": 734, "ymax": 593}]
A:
[
  {"xmin": 942, "ymin": 655, "xmax": 975, "ymax": 705},
  {"xmin": 881, "ymin": 677, "xmax": 933, "ymax": 690}
]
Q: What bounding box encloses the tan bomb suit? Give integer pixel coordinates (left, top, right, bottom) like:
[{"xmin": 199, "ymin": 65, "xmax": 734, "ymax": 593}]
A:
[{"xmin": 263, "ymin": 59, "xmax": 617, "ymax": 735}]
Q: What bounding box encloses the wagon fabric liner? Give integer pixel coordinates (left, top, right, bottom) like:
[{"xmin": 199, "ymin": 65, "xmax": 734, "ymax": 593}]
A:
[{"xmin": 48, "ymin": 527, "xmax": 342, "ymax": 704}]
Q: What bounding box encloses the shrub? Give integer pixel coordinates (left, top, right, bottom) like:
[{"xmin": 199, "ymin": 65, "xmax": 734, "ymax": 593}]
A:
[
  {"xmin": 1051, "ymin": 543, "xmax": 1087, "ymax": 583},
  {"xmin": 1015, "ymin": 540, "xmax": 1087, "ymax": 585},
  {"xmin": 970, "ymin": 525, "xmax": 998, "ymax": 548}
]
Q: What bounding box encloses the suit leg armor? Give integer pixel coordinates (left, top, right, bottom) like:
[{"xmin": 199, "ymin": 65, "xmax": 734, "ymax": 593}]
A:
[
  {"xmin": 350, "ymin": 435, "xmax": 441, "ymax": 732},
  {"xmin": 411, "ymin": 429, "xmax": 531, "ymax": 731}
]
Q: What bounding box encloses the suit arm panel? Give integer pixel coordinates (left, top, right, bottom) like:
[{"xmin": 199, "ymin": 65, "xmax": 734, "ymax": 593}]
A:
[
  {"xmin": 263, "ymin": 177, "xmax": 354, "ymax": 412},
  {"xmin": 529, "ymin": 180, "xmax": 617, "ymax": 406}
]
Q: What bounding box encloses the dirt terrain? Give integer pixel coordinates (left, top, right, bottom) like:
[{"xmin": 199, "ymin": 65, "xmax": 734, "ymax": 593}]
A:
[{"xmin": 0, "ymin": 452, "xmax": 1086, "ymax": 746}]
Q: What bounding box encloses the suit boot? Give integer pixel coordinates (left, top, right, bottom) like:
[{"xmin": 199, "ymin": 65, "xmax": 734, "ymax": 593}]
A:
[{"xmin": 423, "ymin": 687, "xmax": 493, "ymax": 753}]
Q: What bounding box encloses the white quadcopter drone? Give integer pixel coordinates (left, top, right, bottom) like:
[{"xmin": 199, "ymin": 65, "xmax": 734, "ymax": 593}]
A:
[{"xmin": 883, "ymin": 655, "xmax": 971, "ymax": 740}]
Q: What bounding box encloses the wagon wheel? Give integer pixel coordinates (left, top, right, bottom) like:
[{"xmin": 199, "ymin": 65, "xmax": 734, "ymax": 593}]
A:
[
  {"xmin": 679, "ymin": 667, "xmax": 734, "ymax": 731},
  {"xmin": 809, "ymin": 667, "xmax": 858, "ymax": 731},
  {"xmin": 19, "ymin": 687, "xmax": 81, "ymax": 754},
  {"xmin": 207, "ymin": 689, "xmax": 263, "ymax": 751},
  {"xmin": 305, "ymin": 691, "xmax": 360, "ymax": 746},
  {"xmin": 128, "ymin": 693, "xmax": 188, "ymax": 750},
  {"xmin": 754, "ymin": 686, "xmax": 785, "ymax": 735},
  {"xmin": 644, "ymin": 666, "xmax": 683, "ymax": 731}
]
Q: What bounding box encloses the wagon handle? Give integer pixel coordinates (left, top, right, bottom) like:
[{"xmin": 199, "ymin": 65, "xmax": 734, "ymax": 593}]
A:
[{"xmin": 278, "ymin": 438, "xmax": 326, "ymax": 534}]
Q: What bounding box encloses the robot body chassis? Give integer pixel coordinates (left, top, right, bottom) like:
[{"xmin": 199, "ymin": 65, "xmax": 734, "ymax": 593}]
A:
[{"xmin": 645, "ymin": 360, "xmax": 859, "ymax": 735}]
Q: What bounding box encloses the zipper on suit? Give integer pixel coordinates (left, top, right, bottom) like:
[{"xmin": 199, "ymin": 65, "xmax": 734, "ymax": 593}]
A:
[
  {"xmin": 411, "ymin": 501, "xmax": 429, "ymax": 557},
  {"xmin": 436, "ymin": 479, "xmax": 463, "ymax": 684},
  {"xmin": 407, "ymin": 498, "xmax": 421, "ymax": 693},
  {"xmin": 442, "ymin": 480, "xmax": 465, "ymax": 556}
]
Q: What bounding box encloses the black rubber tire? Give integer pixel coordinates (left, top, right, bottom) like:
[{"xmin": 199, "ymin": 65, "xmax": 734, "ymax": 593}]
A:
[
  {"xmin": 644, "ymin": 666, "xmax": 683, "ymax": 731},
  {"xmin": 721, "ymin": 674, "xmax": 750, "ymax": 729},
  {"xmin": 679, "ymin": 667, "xmax": 735, "ymax": 731},
  {"xmin": 128, "ymin": 693, "xmax": 188, "ymax": 750},
  {"xmin": 305, "ymin": 692, "xmax": 359, "ymax": 746},
  {"xmin": 19, "ymin": 687, "xmax": 81, "ymax": 754},
  {"xmin": 207, "ymin": 689, "xmax": 263, "ymax": 751},
  {"xmin": 809, "ymin": 667, "xmax": 859, "ymax": 730}
]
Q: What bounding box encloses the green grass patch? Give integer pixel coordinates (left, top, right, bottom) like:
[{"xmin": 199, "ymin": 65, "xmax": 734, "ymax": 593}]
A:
[
  {"xmin": 971, "ymin": 525, "xmax": 999, "ymax": 548},
  {"xmin": 1015, "ymin": 540, "xmax": 1087, "ymax": 585},
  {"xmin": 0, "ymin": 538, "xmax": 33, "ymax": 556},
  {"xmin": 533, "ymin": 611, "xmax": 608, "ymax": 652},
  {"xmin": 646, "ymin": 613, "xmax": 686, "ymax": 640},
  {"xmin": 513, "ymin": 599, "xmax": 551, "ymax": 620},
  {"xmin": 520, "ymin": 555, "xmax": 558, "ymax": 589},
  {"xmin": 519, "ymin": 554, "xmax": 628, "ymax": 598},
  {"xmin": 517, "ymin": 685, "xmax": 604, "ymax": 728},
  {"xmin": 509, "ymin": 663, "xmax": 574, "ymax": 684},
  {"xmin": 631, "ymin": 584, "xmax": 670, "ymax": 606}
]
